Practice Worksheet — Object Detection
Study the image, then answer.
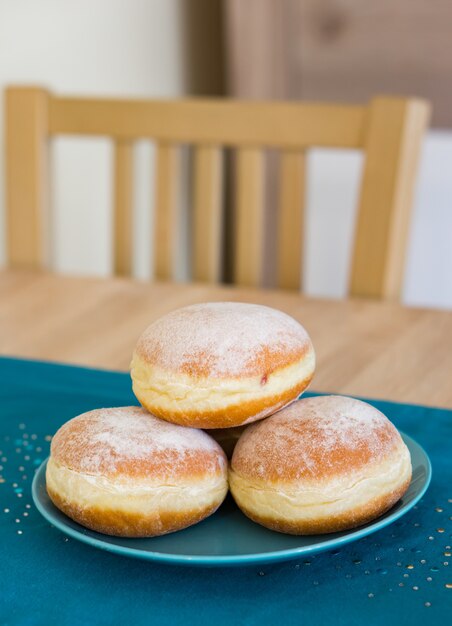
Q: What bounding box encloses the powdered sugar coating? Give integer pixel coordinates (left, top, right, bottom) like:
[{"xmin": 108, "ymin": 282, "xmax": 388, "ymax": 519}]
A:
[
  {"xmin": 51, "ymin": 406, "xmax": 226, "ymax": 479},
  {"xmin": 134, "ymin": 302, "xmax": 313, "ymax": 378},
  {"xmin": 232, "ymin": 395, "xmax": 405, "ymax": 482}
]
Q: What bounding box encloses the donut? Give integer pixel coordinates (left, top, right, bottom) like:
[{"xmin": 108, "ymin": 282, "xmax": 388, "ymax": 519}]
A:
[
  {"xmin": 229, "ymin": 395, "xmax": 412, "ymax": 535},
  {"xmin": 46, "ymin": 406, "xmax": 228, "ymax": 537},
  {"xmin": 130, "ymin": 302, "xmax": 315, "ymax": 429}
]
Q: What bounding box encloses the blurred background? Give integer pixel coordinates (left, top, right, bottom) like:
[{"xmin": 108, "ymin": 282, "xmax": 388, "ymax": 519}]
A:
[{"xmin": 1, "ymin": 0, "xmax": 451, "ymax": 308}]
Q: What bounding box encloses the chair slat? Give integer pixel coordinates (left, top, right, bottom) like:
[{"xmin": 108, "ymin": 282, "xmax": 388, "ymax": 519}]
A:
[
  {"xmin": 113, "ymin": 140, "xmax": 134, "ymax": 275},
  {"xmin": 350, "ymin": 97, "xmax": 431, "ymax": 299},
  {"xmin": 277, "ymin": 151, "xmax": 305, "ymax": 290},
  {"xmin": 48, "ymin": 97, "xmax": 366, "ymax": 149},
  {"xmin": 192, "ymin": 145, "xmax": 223, "ymax": 282},
  {"xmin": 6, "ymin": 88, "xmax": 49, "ymax": 268},
  {"xmin": 235, "ymin": 148, "xmax": 265, "ymax": 286},
  {"xmin": 154, "ymin": 143, "xmax": 179, "ymax": 280}
]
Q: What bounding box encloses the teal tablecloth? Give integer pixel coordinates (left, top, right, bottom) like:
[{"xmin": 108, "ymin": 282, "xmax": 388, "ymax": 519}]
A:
[{"xmin": 0, "ymin": 357, "xmax": 450, "ymax": 625}]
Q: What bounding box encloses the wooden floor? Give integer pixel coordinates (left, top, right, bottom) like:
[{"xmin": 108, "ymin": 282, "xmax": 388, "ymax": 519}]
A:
[{"xmin": 1, "ymin": 269, "xmax": 452, "ymax": 408}]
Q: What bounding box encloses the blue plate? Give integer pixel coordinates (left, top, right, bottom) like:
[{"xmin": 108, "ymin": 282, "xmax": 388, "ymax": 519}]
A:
[{"xmin": 32, "ymin": 432, "xmax": 431, "ymax": 567}]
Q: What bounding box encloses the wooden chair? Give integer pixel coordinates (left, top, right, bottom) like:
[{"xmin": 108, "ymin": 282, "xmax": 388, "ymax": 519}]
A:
[{"xmin": 5, "ymin": 86, "xmax": 430, "ymax": 298}]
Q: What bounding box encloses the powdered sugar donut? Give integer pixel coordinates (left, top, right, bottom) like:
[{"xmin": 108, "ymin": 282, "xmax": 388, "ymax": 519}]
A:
[
  {"xmin": 229, "ymin": 395, "xmax": 412, "ymax": 534},
  {"xmin": 46, "ymin": 407, "xmax": 228, "ymax": 537},
  {"xmin": 130, "ymin": 302, "xmax": 315, "ymax": 428}
]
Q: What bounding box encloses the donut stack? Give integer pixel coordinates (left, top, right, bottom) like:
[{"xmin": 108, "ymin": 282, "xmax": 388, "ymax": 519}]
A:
[{"xmin": 47, "ymin": 302, "xmax": 411, "ymax": 537}]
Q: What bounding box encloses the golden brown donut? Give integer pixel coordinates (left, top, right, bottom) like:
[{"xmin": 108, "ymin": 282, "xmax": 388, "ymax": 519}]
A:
[
  {"xmin": 130, "ymin": 302, "xmax": 315, "ymax": 429},
  {"xmin": 229, "ymin": 395, "xmax": 412, "ymax": 535},
  {"xmin": 46, "ymin": 406, "xmax": 228, "ymax": 537}
]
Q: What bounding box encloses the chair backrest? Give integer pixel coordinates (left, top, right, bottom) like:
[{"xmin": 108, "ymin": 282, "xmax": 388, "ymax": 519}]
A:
[{"xmin": 5, "ymin": 87, "xmax": 430, "ymax": 298}]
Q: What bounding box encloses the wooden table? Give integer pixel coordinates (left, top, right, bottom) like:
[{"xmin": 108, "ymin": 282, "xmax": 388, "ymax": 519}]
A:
[{"xmin": 1, "ymin": 269, "xmax": 452, "ymax": 408}]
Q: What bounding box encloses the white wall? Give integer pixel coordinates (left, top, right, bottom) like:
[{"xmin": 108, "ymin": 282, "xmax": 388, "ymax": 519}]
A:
[
  {"xmin": 0, "ymin": 0, "xmax": 204, "ymax": 277},
  {"xmin": 304, "ymin": 131, "xmax": 452, "ymax": 309},
  {"xmin": 1, "ymin": 1, "xmax": 451, "ymax": 308},
  {"xmin": 403, "ymin": 132, "xmax": 452, "ymax": 309}
]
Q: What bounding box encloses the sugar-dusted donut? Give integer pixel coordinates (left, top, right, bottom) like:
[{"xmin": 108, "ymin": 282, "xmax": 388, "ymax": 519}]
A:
[
  {"xmin": 46, "ymin": 406, "xmax": 228, "ymax": 537},
  {"xmin": 229, "ymin": 395, "xmax": 412, "ymax": 534},
  {"xmin": 131, "ymin": 302, "xmax": 315, "ymax": 428}
]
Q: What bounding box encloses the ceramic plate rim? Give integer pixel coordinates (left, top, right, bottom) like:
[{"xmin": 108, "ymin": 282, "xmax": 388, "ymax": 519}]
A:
[{"xmin": 32, "ymin": 431, "xmax": 432, "ymax": 567}]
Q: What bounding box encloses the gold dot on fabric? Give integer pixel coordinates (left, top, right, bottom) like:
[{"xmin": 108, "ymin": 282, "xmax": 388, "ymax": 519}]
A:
[
  {"xmin": 25, "ymin": 504, "xmax": 31, "ymax": 509},
  {"xmin": 17, "ymin": 530, "xmax": 23, "ymax": 535},
  {"xmin": 412, "ymin": 586, "xmax": 419, "ymax": 591},
  {"xmin": 23, "ymin": 512, "xmax": 28, "ymax": 517},
  {"xmin": 435, "ymin": 507, "xmax": 443, "ymax": 513},
  {"xmin": 399, "ymin": 583, "xmax": 404, "ymax": 587},
  {"xmin": 406, "ymin": 565, "xmax": 414, "ymax": 569},
  {"xmin": 420, "ymin": 559, "xmax": 427, "ymax": 564},
  {"xmin": 437, "ymin": 528, "xmax": 445, "ymax": 533},
  {"xmin": 4, "ymin": 508, "xmax": 10, "ymax": 513},
  {"xmin": 427, "ymin": 577, "xmax": 433, "ymax": 582},
  {"xmin": 444, "ymin": 562, "xmax": 449, "ymax": 566},
  {"xmin": 445, "ymin": 584, "xmax": 452, "ymax": 589},
  {"xmin": 445, "ymin": 552, "xmax": 452, "ymax": 557}
]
